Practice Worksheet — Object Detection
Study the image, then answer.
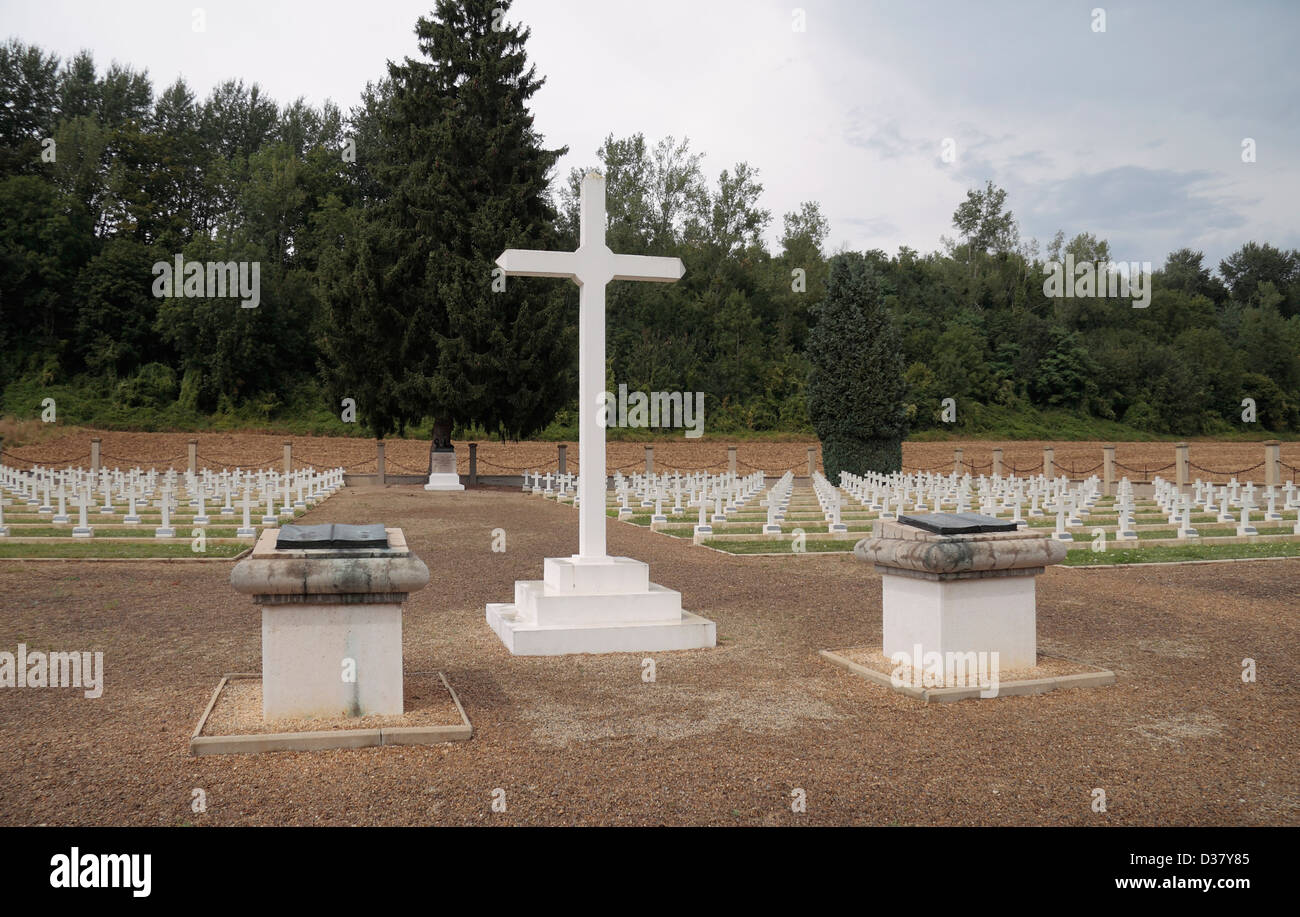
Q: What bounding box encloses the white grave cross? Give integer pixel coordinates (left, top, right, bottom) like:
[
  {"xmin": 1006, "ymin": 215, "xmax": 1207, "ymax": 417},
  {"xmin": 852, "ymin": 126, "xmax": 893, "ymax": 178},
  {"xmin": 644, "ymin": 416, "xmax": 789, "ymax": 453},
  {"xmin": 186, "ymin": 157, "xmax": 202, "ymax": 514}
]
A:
[{"xmin": 496, "ymin": 170, "xmax": 683, "ymax": 561}]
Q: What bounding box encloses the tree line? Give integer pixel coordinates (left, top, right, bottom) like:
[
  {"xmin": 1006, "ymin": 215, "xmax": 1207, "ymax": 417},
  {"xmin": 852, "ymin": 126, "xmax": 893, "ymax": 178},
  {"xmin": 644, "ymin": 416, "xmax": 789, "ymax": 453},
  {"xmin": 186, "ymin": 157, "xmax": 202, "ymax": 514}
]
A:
[{"xmin": 2, "ymin": 0, "xmax": 1297, "ymax": 444}]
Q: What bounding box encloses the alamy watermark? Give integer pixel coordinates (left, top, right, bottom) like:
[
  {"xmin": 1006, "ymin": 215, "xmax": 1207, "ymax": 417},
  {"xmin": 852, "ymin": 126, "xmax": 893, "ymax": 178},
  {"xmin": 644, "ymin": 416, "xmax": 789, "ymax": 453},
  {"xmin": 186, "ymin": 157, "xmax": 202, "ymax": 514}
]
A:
[
  {"xmin": 1043, "ymin": 254, "xmax": 1151, "ymax": 308},
  {"xmin": 152, "ymin": 255, "xmax": 261, "ymax": 309},
  {"xmin": 0, "ymin": 644, "xmax": 103, "ymax": 698},
  {"xmin": 597, "ymin": 384, "xmax": 704, "ymax": 439},
  {"xmin": 890, "ymin": 644, "xmax": 1001, "ymax": 698}
]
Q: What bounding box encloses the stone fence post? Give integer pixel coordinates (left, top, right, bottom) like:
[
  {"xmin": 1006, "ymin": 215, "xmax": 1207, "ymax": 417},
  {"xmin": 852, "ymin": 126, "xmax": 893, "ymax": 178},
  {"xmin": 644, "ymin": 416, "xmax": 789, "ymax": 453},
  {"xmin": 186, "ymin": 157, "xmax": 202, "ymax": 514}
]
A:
[
  {"xmin": 807, "ymin": 447, "xmax": 816, "ymax": 476},
  {"xmin": 1103, "ymin": 444, "xmax": 1115, "ymax": 496},
  {"xmin": 283, "ymin": 440, "xmax": 292, "ymax": 476},
  {"xmin": 1264, "ymin": 440, "xmax": 1280, "ymax": 487},
  {"xmin": 953, "ymin": 447, "xmax": 964, "ymax": 475},
  {"xmin": 188, "ymin": 440, "xmax": 198, "ymax": 475},
  {"xmin": 376, "ymin": 439, "xmax": 386, "ymax": 486},
  {"xmin": 91, "ymin": 437, "xmax": 101, "ymax": 473},
  {"xmin": 469, "ymin": 442, "xmax": 478, "ymax": 486},
  {"xmin": 1175, "ymin": 442, "xmax": 1189, "ymax": 488},
  {"xmin": 991, "ymin": 447, "xmax": 1002, "ymax": 477},
  {"xmin": 728, "ymin": 446, "xmax": 737, "ymax": 475},
  {"xmin": 645, "ymin": 445, "xmax": 654, "ymax": 476},
  {"xmin": 1043, "ymin": 446, "xmax": 1055, "ymax": 480},
  {"xmin": 557, "ymin": 444, "xmax": 567, "ymax": 475}
]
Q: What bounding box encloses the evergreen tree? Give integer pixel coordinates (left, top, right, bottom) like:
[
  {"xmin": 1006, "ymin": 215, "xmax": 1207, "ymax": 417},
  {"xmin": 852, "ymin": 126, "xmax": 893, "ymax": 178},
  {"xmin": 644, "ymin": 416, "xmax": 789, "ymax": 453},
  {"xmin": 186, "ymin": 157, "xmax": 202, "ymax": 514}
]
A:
[
  {"xmin": 320, "ymin": 0, "xmax": 572, "ymax": 453},
  {"xmin": 806, "ymin": 252, "xmax": 908, "ymax": 479}
]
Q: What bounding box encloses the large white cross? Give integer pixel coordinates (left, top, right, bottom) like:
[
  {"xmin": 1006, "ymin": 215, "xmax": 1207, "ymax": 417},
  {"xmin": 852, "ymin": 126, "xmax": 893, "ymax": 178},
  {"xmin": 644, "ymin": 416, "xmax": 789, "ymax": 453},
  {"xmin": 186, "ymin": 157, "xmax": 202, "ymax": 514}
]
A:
[{"xmin": 497, "ymin": 170, "xmax": 684, "ymax": 560}]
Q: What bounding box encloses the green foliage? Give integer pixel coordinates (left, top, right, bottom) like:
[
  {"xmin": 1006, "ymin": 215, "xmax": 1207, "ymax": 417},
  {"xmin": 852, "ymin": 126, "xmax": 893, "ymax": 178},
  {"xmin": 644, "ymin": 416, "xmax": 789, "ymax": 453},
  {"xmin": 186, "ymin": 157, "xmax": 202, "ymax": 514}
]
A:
[
  {"xmin": 806, "ymin": 252, "xmax": 908, "ymax": 479},
  {"xmin": 1, "ymin": 33, "xmax": 1297, "ymax": 443},
  {"xmin": 318, "ymin": 0, "xmax": 572, "ymax": 440}
]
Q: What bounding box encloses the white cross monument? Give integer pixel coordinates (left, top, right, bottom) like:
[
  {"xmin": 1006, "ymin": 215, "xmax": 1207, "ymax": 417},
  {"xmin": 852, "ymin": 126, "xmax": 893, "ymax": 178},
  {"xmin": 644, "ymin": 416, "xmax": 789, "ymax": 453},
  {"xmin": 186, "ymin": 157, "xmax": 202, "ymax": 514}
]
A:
[{"xmin": 485, "ymin": 171, "xmax": 716, "ymax": 655}]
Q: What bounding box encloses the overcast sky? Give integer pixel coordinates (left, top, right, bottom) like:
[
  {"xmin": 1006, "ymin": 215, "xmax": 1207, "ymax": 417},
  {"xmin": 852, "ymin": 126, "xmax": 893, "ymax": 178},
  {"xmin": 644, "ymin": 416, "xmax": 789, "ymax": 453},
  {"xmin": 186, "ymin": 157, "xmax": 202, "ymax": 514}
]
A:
[{"xmin": 4, "ymin": 0, "xmax": 1297, "ymax": 270}]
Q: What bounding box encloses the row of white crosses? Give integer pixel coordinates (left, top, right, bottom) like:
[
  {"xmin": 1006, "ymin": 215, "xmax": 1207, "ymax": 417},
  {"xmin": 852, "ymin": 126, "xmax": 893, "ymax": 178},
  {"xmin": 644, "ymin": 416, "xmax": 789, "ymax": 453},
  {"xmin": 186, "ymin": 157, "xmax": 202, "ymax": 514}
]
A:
[
  {"xmin": 0, "ymin": 463, "xmax": 343, "ymax": 539},
  {"xmin": 1153, "ymin": 476, "xmax": 1298, "ymax": 538},
  {"xmin": 762, "ymin": 472, "xmax": 794, "ymax": 534},
  {"xmin": 811, "ymin": 472, "xmax": 848, "ymax": 533},
  {"xmin": 838, "ymin": 470, "xmax": 1077, "ymax": 521},
  {"xmin": 598, "ymin": 469, "xmax": 766, "ymax": 526}
]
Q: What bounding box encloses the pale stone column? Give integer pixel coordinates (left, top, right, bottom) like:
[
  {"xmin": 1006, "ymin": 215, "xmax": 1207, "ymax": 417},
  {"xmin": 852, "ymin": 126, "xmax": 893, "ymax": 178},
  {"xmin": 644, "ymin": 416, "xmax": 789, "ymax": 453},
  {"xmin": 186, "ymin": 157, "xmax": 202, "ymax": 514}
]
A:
[
  {"xmin": 376, "ymin": 439, "xmax": 386, "ymax": 486},
  {"xmin": 230, "ymin": 527, "xmax": 430, "ymax": 719},
  {"xmin": 728, "ymin": 446, "xmax": 737, "ymax": 475},
  {"xmin": 469, "ymin": 443, "xmax": 478, "ymax": 486},
  {"xmin": 188, "ymin": 440, "xmax": 198, "ymax": 475},
  {"xmin": 1103, "ymin": 444, "xmax": 1116, "ymax": 496},
  {"xmin": 557, "ymin": 444, "xmax": 567, "ymax": 475},
  {"xmin": 1264, "ymin": 440, "xmax": 1280, "ymax": 486},
  {"xmin": 953, "ymin": 448, "xmax": 964, "ymax": 475},
  {"xmin": 283, "ymin": 441, "xmax": 292, "ymax": 476},
  {"xmin": 991, "ymin": 447, "xmax": 1002, "ymax": 477},
  {"xmin": 645, "ymin": 445, "xmax": 654, "ymax": 476},
  {"xmin": 1043, "ymin": 447, "xmax": 1054, "ymax": 479},
  {"xmin": 807, "ymin": 447, "xmax": 816, "ymax": 476},
  {"xmin": 1175, "ymin": 442, "xmax": 1189, "ymax": 488},
  {"xmin": 90, "ymin": 437, "xmax": 101, "ymax": 473}
]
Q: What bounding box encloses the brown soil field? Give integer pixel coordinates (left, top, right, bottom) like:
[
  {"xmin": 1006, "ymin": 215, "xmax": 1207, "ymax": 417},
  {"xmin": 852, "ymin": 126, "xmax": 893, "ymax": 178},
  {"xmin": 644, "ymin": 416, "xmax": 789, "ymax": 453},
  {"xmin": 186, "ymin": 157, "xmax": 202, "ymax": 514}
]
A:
[
  {"xmin": 2, "ymin": 430, "xmax": 1297, "ymax": 483},
  {"xmin": 0, "ymin": 484, "xmax": 1296, "ymax": 826}
]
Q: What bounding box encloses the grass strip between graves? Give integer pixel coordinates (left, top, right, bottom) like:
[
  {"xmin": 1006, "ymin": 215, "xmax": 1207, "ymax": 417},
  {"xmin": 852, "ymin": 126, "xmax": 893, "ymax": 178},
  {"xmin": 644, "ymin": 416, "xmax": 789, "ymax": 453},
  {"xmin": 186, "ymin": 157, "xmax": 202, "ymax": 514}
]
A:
[
  {"xmin": 701, "ymin": 536, "xmax": 1300, "ymax": 564},
  {"xmin": 0, "ymin": 541, "xmax": 248, "ymax": 559}
]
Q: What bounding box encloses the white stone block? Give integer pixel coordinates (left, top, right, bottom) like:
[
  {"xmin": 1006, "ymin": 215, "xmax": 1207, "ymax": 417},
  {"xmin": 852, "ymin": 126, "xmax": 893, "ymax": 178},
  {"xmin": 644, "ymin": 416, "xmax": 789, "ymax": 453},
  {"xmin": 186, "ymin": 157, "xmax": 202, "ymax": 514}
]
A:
[
  {"xmin": 543, "ymin": 555, "xmax": 649, "ymax": 594},
  {"xmin": 881, "ymin": 574, "xmax": 1037, "ymax": 671},
  {"xmin": 261, "ymin": 601, "xmax": 404, "ymax": 719},
  {"xmin": 486, "ymin": 602, "xmax": 715, "ymax": 656}
]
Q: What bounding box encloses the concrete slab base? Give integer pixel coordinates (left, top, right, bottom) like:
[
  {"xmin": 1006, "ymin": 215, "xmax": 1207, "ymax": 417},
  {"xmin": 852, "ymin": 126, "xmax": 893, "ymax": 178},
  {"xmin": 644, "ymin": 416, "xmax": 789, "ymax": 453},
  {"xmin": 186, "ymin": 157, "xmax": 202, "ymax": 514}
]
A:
[
  {"xmin": 819, "ymin": 650, "xmax": 1116, "ymax": 703},
  {"xmin": 189, "ymin": 672, "xmax": 472, "ymax": 756},
  {"xmin": 487, "ymin": 602, "xmax": 716, "ymax": 655},
  {"xmin": 486, "ymin": 554, "xmax": 717, "ymax": 655}
]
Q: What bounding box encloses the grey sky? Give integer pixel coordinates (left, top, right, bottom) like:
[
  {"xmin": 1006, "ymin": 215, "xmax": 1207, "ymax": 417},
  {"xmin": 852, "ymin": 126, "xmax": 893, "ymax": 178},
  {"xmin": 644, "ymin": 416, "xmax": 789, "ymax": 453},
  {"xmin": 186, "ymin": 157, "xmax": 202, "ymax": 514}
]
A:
[{"xmin": 4, "ymin": 0, "xmax": 1296, "ymax": 270}]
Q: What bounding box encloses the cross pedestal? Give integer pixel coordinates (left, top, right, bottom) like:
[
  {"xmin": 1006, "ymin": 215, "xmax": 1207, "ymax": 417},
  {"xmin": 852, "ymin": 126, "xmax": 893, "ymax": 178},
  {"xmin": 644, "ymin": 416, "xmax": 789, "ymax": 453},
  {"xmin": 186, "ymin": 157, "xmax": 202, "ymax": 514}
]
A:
[
  {"xmin": 423, "ymin": 449, "xmax": 464, "ymax": 491},
  {"xmin": 485, "ymin": 171, "xmax": 715, "ymax": 655}
]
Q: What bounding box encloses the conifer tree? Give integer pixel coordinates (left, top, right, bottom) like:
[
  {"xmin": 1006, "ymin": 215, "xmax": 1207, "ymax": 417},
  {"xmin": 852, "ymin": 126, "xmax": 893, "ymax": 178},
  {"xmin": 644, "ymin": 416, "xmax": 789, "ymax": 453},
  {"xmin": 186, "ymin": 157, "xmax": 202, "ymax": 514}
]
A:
[
  {"xmin": 806, "ymin": 252, "xmax": 908, "ymax": 479},
  {"xmin": 320, "ymin": 0, "xmax": 573, "ymax": 454}
]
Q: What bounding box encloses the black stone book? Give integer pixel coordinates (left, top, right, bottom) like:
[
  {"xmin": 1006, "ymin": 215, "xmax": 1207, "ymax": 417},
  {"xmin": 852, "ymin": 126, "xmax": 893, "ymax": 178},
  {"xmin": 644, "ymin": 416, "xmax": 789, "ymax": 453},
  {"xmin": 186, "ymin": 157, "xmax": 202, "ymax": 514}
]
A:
[
  {"xmin": 275, "ymin": 523, "xmax": 389, "ymax": 550},
  {"xmin": 896, "ymin": 512, "xmax": 1017, "ymax": 535}
]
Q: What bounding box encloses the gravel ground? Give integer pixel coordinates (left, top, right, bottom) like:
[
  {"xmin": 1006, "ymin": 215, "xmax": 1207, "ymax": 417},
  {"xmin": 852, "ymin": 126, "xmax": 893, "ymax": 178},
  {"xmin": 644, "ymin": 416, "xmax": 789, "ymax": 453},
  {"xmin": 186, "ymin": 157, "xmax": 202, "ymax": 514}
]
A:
[
  {"xmin": 4, "ymin": 430, "xmax": 1296, "ymax": 482},
  {"xmin": 0, "ymin": 484, "xmax": 1296, "ymax": 826}
]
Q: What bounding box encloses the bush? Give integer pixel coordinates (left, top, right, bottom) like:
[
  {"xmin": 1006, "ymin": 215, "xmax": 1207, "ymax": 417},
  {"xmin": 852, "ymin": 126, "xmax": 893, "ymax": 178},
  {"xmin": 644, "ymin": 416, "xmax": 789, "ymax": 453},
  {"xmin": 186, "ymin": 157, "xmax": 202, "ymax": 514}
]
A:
[{"xmin": 116, "ymin": 363, "xmax": 178, "ymax": 408}]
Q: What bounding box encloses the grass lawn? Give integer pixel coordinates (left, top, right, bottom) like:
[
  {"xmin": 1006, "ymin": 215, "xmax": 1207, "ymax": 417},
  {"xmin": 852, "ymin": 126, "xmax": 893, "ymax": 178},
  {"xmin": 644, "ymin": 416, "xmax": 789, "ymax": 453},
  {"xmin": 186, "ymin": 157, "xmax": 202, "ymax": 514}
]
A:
[
  {"xmin": 0, "ymin": 541, "xmax": 248, "ymax": 559},
  {"xmin": 1063, "ymin": 541, "xmax": 1300, "ymax": 565},
  {"xmin": 702, "ymin": 538, "xmax": 856, "ymax": 554}
]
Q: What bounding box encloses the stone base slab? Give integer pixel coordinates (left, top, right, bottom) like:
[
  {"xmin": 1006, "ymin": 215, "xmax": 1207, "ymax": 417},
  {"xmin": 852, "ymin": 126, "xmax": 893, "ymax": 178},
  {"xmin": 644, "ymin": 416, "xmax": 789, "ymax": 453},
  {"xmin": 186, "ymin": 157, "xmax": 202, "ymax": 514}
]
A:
[
  {"xmin": 190, "ymin": 672, "xmax": 472, "ymax": 755},
  {"xmin": 819, "ymin": 650, "xmax": 1116, "ymax": 703},
  {"xmin": 486, "ymin": 602, "xmax": 716, "ymax": 655}
]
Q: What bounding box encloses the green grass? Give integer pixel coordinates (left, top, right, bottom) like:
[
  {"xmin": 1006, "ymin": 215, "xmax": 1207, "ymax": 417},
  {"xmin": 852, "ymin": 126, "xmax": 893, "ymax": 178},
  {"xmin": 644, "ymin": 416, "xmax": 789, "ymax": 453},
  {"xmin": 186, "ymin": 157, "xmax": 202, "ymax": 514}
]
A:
[
  {"xmin": 700, "ymin": 535, "xmax": 1300, "ymax": 563},
  {"xmin": 0, "ymin": 541, "xmax": 248, "ymax": 559},
  {"xmin": 1071, "ymin": 525, "xmax": 1296, "ymax": 541},
  {"xmin": 2, "ymin": 526, "xmax": 244, "ymax": 538},
  {"xmin": 702, "ymin": 538, "xmax": 854, "ymax": 554},
  {"xmin": 1064, "ymin": 542, "xmax": 1300, "ymax": 565}
]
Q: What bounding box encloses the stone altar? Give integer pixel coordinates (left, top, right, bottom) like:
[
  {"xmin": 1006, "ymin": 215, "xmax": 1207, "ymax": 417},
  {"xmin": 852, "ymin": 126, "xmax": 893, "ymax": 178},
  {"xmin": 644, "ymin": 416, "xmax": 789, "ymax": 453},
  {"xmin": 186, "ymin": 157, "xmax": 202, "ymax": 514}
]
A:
[{"xmin": 856, "ymin": 513, "xmax": 1067, "ymax": 672}]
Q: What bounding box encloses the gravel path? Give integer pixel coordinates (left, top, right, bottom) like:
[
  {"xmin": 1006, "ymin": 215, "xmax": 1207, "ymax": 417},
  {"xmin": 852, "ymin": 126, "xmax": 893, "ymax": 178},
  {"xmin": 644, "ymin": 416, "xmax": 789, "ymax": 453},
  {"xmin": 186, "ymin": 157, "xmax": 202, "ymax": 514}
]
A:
[{"xmin": 0, "ymin": 484, "xmax": 1295, "ymax": 826}]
